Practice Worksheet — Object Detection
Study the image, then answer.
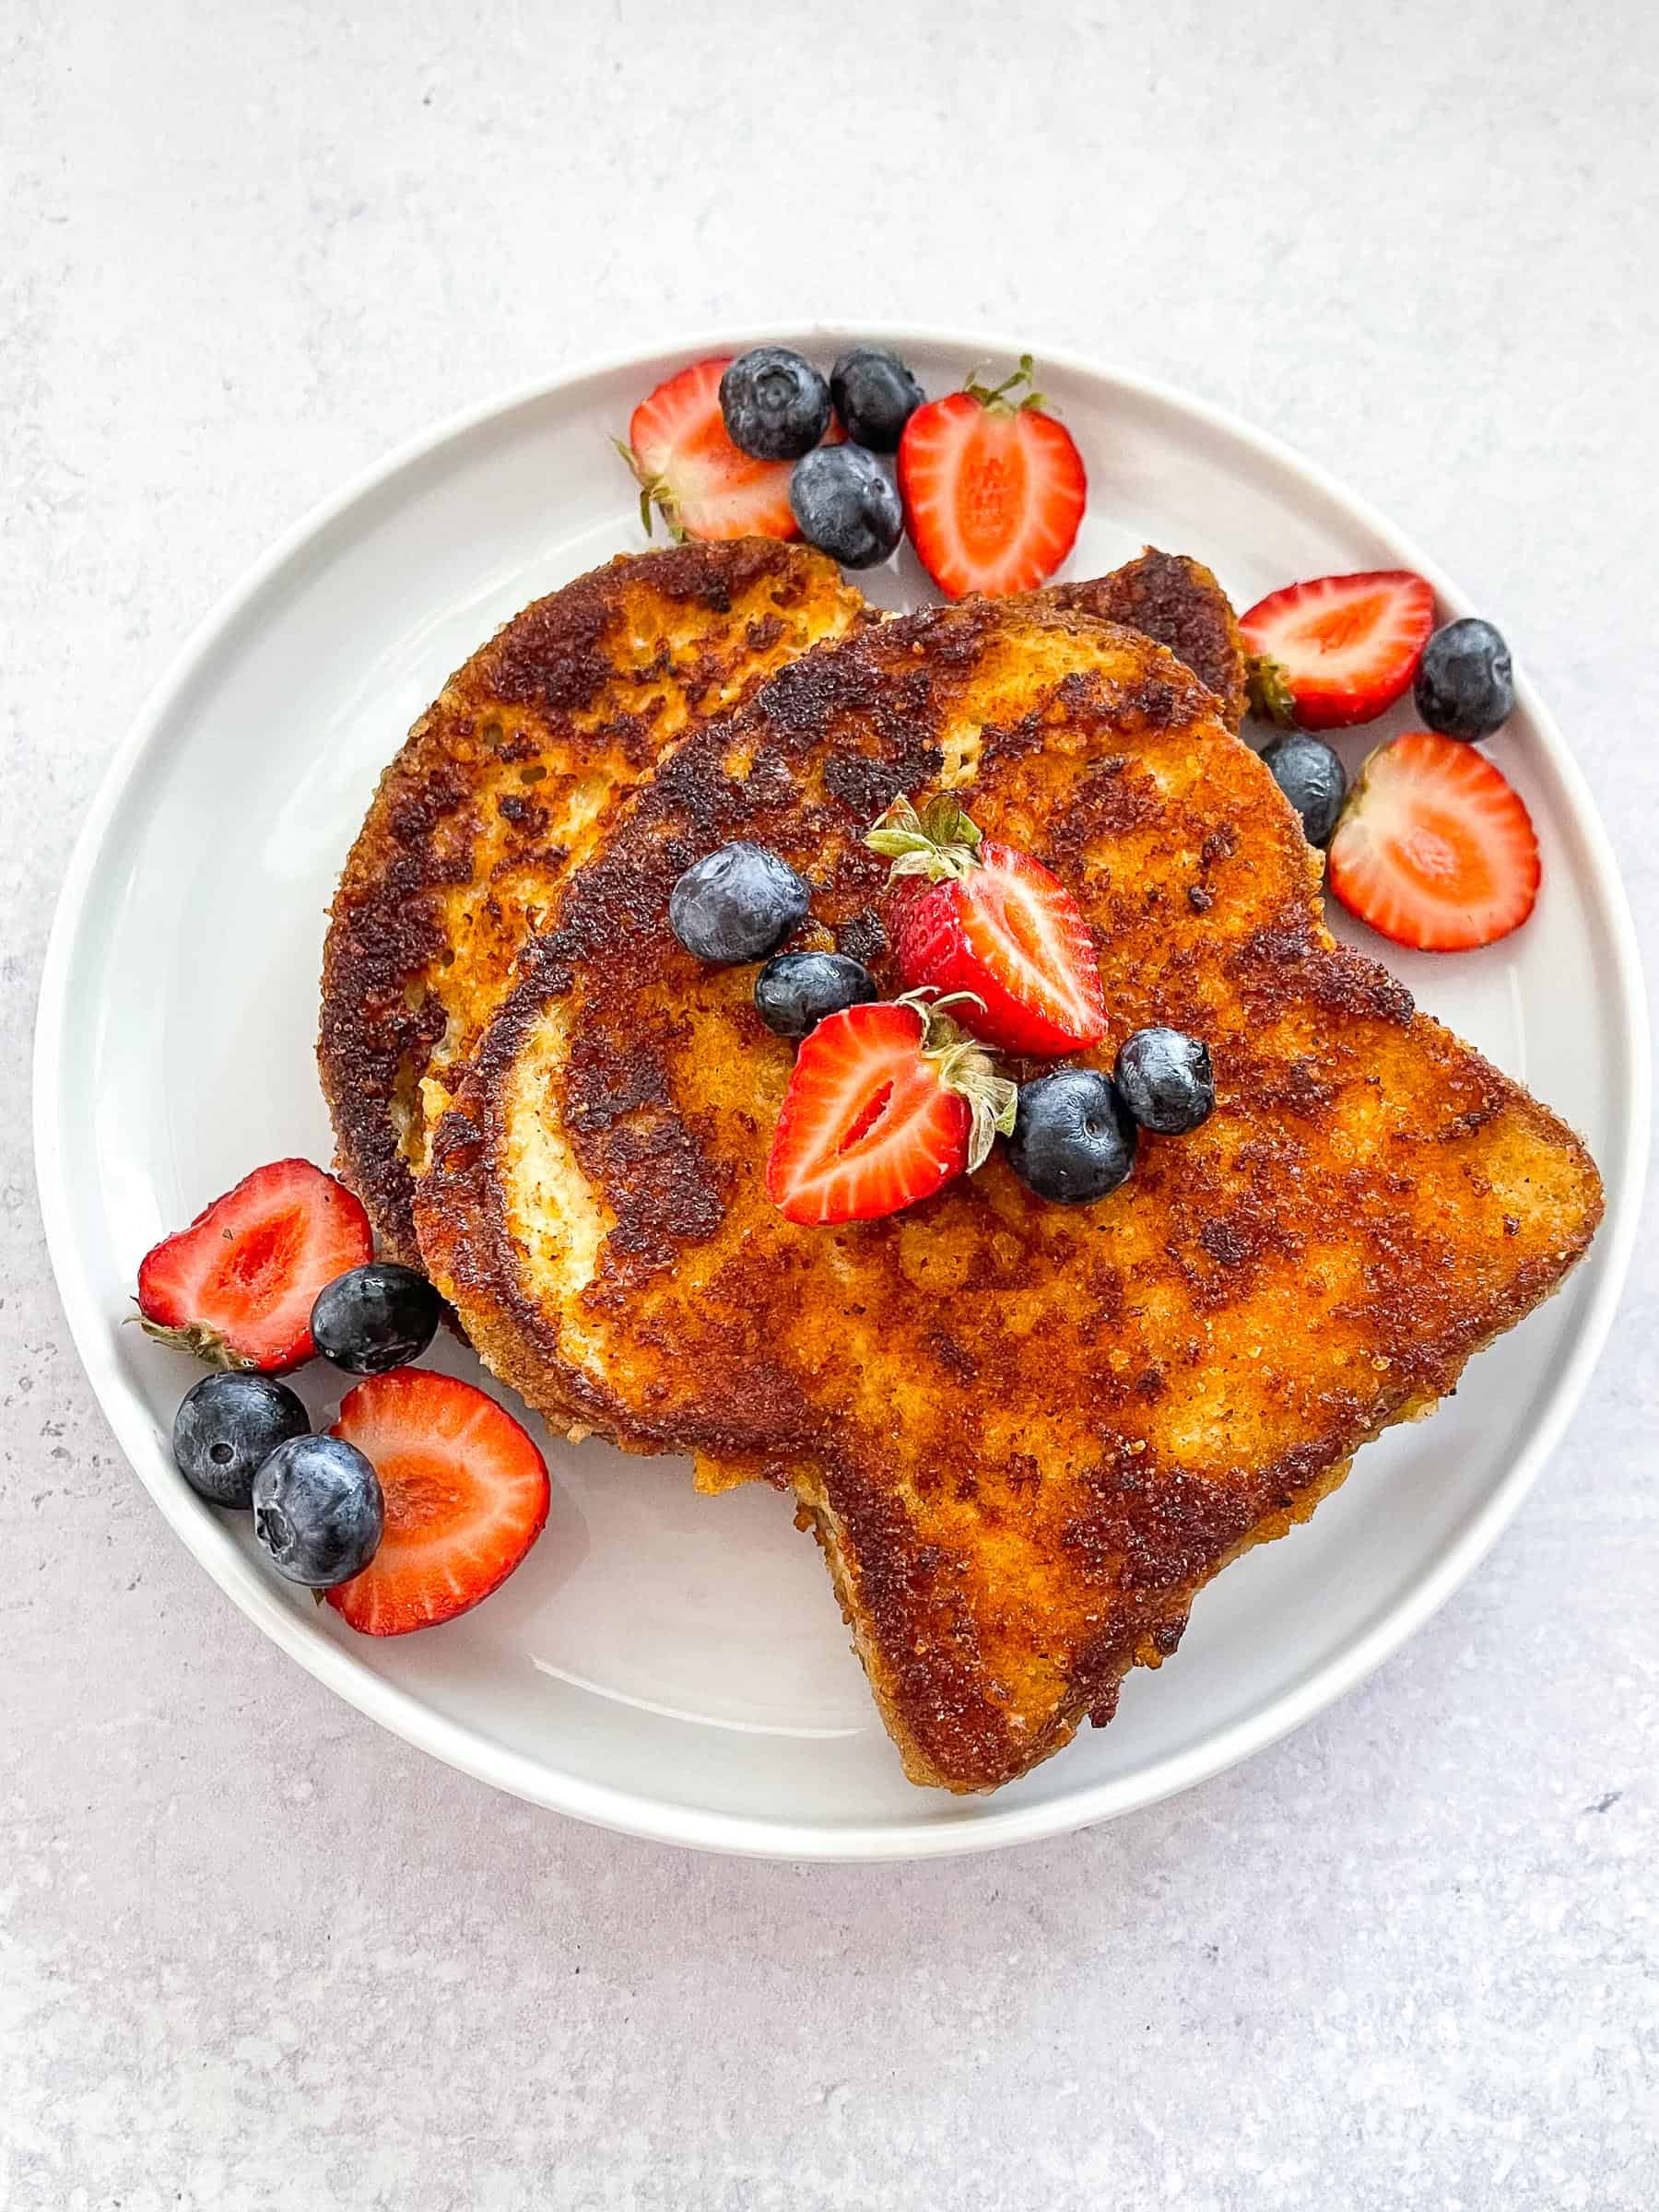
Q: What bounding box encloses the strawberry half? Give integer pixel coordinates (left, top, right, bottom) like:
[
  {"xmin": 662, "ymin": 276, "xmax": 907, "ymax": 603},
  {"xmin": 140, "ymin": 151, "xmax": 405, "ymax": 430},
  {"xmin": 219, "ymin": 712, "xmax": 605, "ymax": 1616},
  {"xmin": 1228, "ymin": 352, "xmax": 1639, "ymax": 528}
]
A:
[
  {"xmin": 866, "ymin": 794, "xmax": 1106, "ymax": 1055},
  {"xmin": 136, "ymin": 1159, "xmax": 372, "ymax": 1371},
  {"xmin": 1241, "ymin": 571, "xmax": 1435, "ymax": 731},
  {"xmin": 621, "ymin": 357, "xmax": 797, "ymax": 543},
  {"xmin": 765, "ymin": 995, "xmax": 1016, "ymax": 1226},
  {"xmin": 326, "ymin": 1369, "xmax": 550, "ymax": 1636},
  {"xmin": 897, "ymin": 355, "xmax": 1086, "ymax": 598},
  {"xmin": 1327, "ymin": 731, "xmax": 1540, "ymax": 951}
]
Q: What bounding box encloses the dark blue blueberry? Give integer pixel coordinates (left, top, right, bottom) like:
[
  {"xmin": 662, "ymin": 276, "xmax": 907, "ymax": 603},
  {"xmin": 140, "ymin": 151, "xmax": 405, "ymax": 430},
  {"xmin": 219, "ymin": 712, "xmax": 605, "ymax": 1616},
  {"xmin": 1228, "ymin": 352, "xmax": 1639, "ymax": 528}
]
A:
[
  {"xmin": 830, "ymin": 347, "xmax": 925, "ymax": 453},
  {"xmin": 1414, "ymin": 618, "xmax": 1513, "ymax": 741},
  {"xmin": 1114, "ymin": 1028, "xmax": 1215, "ymax": 1135},
  {"xmin": 1006, "ymin": 1067, "xmax": 1136, "ymax": 1205},
  {"xmin": 754, "ymin": 951, "xmax": 878, "ymax": 1039},
  {"xmin": 311, "ymin": 1262, "xmax": 442, "ymax": 1376},
  {"xmin": 1261, "ymin": 732, "xmax": 1348, "ymax": 849},
  {"xmin": 719, "ymin": 347, "xmax": 831, "ymax": 461},
  {"xmin": 253, "ymin": 1434, "xmax": 383, "ymax": 1588},
  {"xmin": 788, "ymin": 444, "xmax": 903, "ymax": 571},
  {"xmin": 171, "ymin": 1371, "xmax": 310, "ymax": 1509},
  {"xmin": 669, "ymin": 841, "xmax": 812, "ymax": 965}
]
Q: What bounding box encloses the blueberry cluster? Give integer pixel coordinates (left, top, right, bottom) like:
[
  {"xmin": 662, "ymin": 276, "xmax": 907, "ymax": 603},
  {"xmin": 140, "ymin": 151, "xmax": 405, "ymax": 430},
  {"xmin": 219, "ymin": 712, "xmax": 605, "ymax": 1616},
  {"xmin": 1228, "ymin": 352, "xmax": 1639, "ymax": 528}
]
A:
[
  {"xmin": 720, "ymin": 344, "xmax": 924, "ymax": 571},
  {"xmin": 170, "ymin": 1263, "xmax": 443, "ymax": 1584},
  {"xmin": 667, "ymin": 841, "xmax": 877, "ymax": 1027},
  {"xmin": 1006, "ymin": 1028, "xmax": 1215, "ymax": 1205}
]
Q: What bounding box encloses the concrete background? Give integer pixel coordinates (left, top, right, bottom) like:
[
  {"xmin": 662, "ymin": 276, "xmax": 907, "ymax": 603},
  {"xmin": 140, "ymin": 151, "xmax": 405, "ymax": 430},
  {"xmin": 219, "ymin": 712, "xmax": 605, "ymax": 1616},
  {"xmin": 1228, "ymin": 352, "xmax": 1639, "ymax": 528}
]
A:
[{"xmin": 3, "ymin": 2, "xmax": 1654, "ymax": 2205}]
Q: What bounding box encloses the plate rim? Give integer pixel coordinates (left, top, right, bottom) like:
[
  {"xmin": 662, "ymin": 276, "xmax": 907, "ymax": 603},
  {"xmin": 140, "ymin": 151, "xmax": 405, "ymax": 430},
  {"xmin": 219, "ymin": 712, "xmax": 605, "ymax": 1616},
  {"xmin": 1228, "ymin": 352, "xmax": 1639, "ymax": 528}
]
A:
[{"xmin": 33, "ymin": 323, "xmax": 1651, "ymax": 1862}]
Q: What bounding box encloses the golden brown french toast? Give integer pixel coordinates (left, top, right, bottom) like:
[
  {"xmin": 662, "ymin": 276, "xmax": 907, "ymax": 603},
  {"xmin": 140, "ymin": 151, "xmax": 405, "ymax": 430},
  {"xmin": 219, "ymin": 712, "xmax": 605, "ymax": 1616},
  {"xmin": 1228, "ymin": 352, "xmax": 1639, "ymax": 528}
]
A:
[
  {"xmin": 319, "ymin": 538, "xmax": 872, "ymax": 1265},
  {"xmin": 1050, "ymin": 547, "xmax": 1249, "ymax": 731},
  {"xmin": 415, "ymin": 599, "xmax": 1602, "ymax": 1791}
]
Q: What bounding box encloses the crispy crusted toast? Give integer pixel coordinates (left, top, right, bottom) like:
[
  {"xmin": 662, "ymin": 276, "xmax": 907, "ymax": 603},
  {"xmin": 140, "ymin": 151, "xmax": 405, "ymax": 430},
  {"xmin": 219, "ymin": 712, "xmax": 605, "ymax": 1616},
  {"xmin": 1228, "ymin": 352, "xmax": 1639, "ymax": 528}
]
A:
[
  {"xmin": 1049, "ymin": 547, "xmax": 1248, "ymax": 731},
  {"xmin": 320, "ymin": 545, "xmax": 1245, "ymax": 1268},
  {"xmin": 319, "ymin": 539, "xmax": 871, "ymax": 1265},
  {"xmin": 414, "ymin": 600, "xmax": 1603, "ymax": 1791}
]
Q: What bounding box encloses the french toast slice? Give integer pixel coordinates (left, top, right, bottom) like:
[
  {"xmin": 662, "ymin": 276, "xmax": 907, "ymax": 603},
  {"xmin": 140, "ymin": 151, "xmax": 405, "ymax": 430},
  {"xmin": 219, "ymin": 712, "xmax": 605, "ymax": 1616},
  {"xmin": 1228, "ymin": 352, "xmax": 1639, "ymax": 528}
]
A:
[
  {"xmin": 416, "ymin": 600, "xmax": 1602, "ymax": 1792},
  {"xmin": 319, "ymin": 539, "xmax": 872, "ymax": 1266},
  {"xmin": 321, "ymin": 543, "xmax": 1246, "ymax": 1271},
  {"xmin": 1049, "ymin": 547, "xmax": 1249, "ymax": 731}
]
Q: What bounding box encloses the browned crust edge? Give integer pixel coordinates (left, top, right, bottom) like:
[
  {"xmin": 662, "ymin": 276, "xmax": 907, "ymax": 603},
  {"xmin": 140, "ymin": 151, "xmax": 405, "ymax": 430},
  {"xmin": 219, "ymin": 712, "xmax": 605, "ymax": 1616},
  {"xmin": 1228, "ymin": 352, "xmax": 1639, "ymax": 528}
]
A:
[
  {"xmin": 318, "ymin": 536, "xmax": 858, "ymax": 1264},
  {"xmin": 1049, "ymin": 547, "xmax": 1250, "ymax": 733},
  {"xmin": 796, "ymin": 1448, "xmax": 1357, "ymax": 1791},
  {"xmin": 806, "ymin": 1247, "xmax": 1601, "ymax": 1792}
]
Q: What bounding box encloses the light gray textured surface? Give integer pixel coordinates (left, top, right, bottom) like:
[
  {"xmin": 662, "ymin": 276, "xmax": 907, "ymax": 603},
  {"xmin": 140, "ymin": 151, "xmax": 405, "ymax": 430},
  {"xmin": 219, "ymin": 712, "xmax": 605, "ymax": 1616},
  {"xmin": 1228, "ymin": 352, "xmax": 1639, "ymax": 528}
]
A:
[{"xmin": 4, "ymin": 2, "xmax": 1656, "ymax": 2205}]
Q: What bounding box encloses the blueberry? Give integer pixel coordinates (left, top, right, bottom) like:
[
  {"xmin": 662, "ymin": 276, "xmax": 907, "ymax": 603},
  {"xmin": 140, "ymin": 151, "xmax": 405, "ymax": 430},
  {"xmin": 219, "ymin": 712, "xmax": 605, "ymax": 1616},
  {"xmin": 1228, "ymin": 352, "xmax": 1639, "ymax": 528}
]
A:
[
  {"xmin": 312, "ymin": 1262, "xmax": 442, "ymax": 1376},
  {"xmin": 1006, "ymin": 1067, "xmax": 1136, "ymax": 1204},
  {"xmin": 1414, "ymin": 618, "xmax": 1513, "ymax": 742},
  {"xmin": 171, "ymin": 1371, "xmax": 310, "ymax": 1509},
  {"xmin": 1114, "ymin": 1028, "xmax": 1215, "ymax": 1135},
  {"xmin": 1261, "ymin": 732, "xmax": 1347, "ymax": 849},
  {"xmin": 788, "ymin": 445, "xmax": 903, "ymax": 571},
  {"xmin": 669, "ymin": 841, "xmax": 812, "ymax": 964},
  {"xmin": 830, "ymin": 347, "xmax": 925, "ymax": 453},
  {"xmin": 253, "ymin": 1434, "xmax": 383, "ymax": 1588},
  {"xmin": 719, "ymin": 347, "xmax": 831, "ymax": 461},
  {"xmin": 754, "ymin": 951, "xmax": 877, "ymax": 1039}
]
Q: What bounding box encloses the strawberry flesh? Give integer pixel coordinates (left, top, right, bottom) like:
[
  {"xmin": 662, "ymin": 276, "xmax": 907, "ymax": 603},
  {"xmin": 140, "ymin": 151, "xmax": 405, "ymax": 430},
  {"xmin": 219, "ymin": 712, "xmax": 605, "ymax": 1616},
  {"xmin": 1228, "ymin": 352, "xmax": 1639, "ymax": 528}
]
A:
[
  {"xmin": 1241, "ymin": 571, "xmax": 1434, "ymax": 730},
  {"xmin": 899, "ymin": 365, "xmax": 1086, "ymax": 598},
  {"xmin": 326, "ymin": 1368, "xmax": 550, "ymax": 1636},
  {"xmin": 1327, "ymin": 730, "xmax": 1539, "ymax": 951},
  {"xmin": 766, "ymin": 1002, "xmax": 972, "ymax": 1225},
  {"xmin": 136, "ymin": 1159, "xmax": 372, "ymax": 1371},
  {"xmin": 626, "ymin": 358, "xmax": 798, "ymax": 543},
  {"xmin": 888, "ymin": 840, "xmax": 1106, "ymax": 1056}
]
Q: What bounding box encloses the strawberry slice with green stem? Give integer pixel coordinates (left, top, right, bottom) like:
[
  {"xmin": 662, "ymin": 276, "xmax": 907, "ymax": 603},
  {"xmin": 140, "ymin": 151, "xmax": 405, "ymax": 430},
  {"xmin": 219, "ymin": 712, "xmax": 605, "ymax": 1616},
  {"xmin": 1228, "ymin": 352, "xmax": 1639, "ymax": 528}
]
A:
[
  {"xmin": 898, "ymin": 355, "xmax": 1087, "ymax": 598},
  {"xmin": 1327, "ymin": 730, "xmax": 1539, "ymax": 951},
  {"xmin": 866, "ymin": 794, "xmax": 1107, "ymax": 1056},
  {"xmin": 136, "ymin": 1159, "xmax": 373, "ymax": 1372},
  {"xmin": 618, "ymin": 357, "xmax": 799, "ymax": 544},
  {"xmin": 765, "ymin": 994, "xmax": 1017, "ymax": 1227},
  {"xmin": 1241, "ymin": 570, "xmax": 1435, "ymax": 731},
  {"xmin": 326, "ymin": 1368, "xmax": 551, "ymax": 1636}
]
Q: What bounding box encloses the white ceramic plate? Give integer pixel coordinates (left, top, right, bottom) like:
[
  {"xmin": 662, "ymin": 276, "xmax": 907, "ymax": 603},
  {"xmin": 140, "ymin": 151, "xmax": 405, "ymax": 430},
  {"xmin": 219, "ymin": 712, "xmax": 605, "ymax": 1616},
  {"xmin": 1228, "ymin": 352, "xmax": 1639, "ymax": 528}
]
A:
[{"xmin": 35, "ymin": 328, "xmax": 1648, "ymax": 1860}]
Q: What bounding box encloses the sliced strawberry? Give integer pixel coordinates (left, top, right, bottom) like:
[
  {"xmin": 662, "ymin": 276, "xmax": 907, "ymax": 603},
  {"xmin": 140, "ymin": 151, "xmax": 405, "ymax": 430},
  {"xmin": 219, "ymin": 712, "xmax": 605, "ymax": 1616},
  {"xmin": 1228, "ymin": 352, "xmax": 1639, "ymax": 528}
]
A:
[
  {"xmin": 766, "ymin": 996, "xmax": 1016, "ymax": 1226},
  {"xmin": 898, "ymin": 356, "xmax": 1086, "ymax": 598},
  {"xmin": 1241, "ymin": 570, "xmax": 1434, "ymax": 731},
  {"xmin": 136, "ymin": 1159, "xmax": 372, "ymax": 1371},
  {"xmin": 866, "ymin": 794, "xmax": 1106, "ymax": 1055},
  {"xmin": 1327, "ymin": 731, "xmax": 1539, "ymax": 951},
  {"xmin": 622, "ymin": 357, "xmax": 797, "ymax": 543},
  {"xmin": 326, "ymin": 1369, "xmax": 550, "ymax": 1636}
]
